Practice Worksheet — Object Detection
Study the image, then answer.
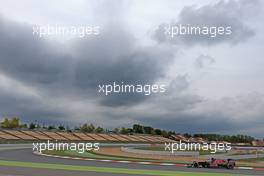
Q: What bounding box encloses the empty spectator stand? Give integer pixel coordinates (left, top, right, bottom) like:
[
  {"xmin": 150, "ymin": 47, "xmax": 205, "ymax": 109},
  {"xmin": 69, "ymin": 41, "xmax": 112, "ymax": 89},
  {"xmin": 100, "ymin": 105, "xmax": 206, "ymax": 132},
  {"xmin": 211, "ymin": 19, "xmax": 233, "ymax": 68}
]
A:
[
  {"xmin": 85, "ymin": 133, "xmax": 108, "ymax": 141},
  {"xmin": 2, "ymin": 130, "xmax": 36, "ymax": 140},
  {"xmin": 0, "ymin": 130, "xmax": 19, "ymax": 140},
  {"xmin": 21, "ymin": 130, "xmax": 51, "ymax": 140},
  {"xmin": 56, "ymin": 132, "xmax": 81, "ymax": 141},
  {"xmin": 40, "ymin": 131, "xmax": 67, "ymax": 140}
]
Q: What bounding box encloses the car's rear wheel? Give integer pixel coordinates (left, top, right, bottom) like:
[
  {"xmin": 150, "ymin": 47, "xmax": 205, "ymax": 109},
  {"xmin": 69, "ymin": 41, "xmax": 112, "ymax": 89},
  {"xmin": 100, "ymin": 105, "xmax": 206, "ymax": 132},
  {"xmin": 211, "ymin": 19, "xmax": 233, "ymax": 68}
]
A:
[
  {"xmin": 193, "ymin": 162, "xmax": 199, "ymax": 168},
  {"xmin": 227, "ymin": 164, "xmax": 234, "ymax": 169}
]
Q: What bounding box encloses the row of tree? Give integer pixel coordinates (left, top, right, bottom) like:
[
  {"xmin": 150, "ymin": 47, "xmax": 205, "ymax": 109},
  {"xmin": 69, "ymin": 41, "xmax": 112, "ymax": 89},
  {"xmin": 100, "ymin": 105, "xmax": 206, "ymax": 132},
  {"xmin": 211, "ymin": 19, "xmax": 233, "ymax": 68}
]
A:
[
  {"xmin": 0, "ymin": 117, "xmax": 27, "ymax": 129},
  {"xmin": 0, "ymin": 117, "xmax": 70, "ymax": 131},
  {"xmin": 0, "ymin": 117, "xmax": 258, "ymax": 142},
  {"xmin": 77, "ymin": 124, "xmax": 176, "ymax": 136},
  {"xmin": 78, "ymin": 123, "xmax": 104, "ymax": 133},
  {"xmin": 0, "ymin": 118, "xmax": 106, "ymax": 134},
  {"xmin": 114, "ymin": 124, "xmax": 176, "ymax": 138},
  {"xmin": 192, "ymin": 133, "xmax": 255, "ymax": 143},
  {"xmin": 0, "ymin": 118, "xmax": 175, "ymax": 136}
]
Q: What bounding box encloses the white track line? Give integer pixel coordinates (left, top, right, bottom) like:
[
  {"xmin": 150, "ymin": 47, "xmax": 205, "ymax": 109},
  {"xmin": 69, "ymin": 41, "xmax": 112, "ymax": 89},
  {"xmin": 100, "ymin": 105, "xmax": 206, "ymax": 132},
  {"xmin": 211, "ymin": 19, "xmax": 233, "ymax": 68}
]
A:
[{"xmin": 236, "ymin": 167, "xmax": 253, "ymax": 170}]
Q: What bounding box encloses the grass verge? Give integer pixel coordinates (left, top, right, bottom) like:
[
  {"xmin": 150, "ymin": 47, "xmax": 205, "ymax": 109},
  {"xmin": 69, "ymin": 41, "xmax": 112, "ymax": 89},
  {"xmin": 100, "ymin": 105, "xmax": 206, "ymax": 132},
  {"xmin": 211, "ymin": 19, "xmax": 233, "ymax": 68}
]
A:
[{"xmin": 0, "ymin": 160, "xmax": 247, "ymax": 176}]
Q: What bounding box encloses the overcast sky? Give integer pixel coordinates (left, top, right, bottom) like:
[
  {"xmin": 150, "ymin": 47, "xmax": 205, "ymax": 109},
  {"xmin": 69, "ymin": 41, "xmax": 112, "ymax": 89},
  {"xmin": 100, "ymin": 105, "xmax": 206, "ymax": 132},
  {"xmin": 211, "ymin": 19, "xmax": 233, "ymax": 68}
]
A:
[{"xmin": 0, "ymin": 0, "xmax": 263, "ymax": 138}]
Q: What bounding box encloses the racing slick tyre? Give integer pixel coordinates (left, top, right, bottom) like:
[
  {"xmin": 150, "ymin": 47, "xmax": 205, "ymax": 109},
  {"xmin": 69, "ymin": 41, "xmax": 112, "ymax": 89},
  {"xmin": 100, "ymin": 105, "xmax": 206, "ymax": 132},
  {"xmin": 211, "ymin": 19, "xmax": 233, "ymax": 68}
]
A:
[
  {"xmin": 227, "ymin": 164, "xmax": 234, "ymax": 169},
  {"xmin": 193, "ymin": 162, "xmax": 199, "ymax": 168}
]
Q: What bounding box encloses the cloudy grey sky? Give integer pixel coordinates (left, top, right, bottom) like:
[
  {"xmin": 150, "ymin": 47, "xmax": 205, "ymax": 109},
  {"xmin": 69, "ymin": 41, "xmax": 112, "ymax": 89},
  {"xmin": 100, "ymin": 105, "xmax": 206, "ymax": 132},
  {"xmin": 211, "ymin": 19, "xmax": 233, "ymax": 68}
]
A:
[{"xmin": 0, "ymin": 0, "xmax": 263, "ymax": 138}]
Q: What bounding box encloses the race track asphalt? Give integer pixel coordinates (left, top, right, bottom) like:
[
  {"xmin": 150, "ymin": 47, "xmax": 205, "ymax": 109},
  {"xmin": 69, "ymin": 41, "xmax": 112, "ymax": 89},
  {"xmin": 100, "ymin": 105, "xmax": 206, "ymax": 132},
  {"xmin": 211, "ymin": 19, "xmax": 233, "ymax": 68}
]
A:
[{"xmin": 0, "ymin": 148, "xmax": 263, "ymax": 176}]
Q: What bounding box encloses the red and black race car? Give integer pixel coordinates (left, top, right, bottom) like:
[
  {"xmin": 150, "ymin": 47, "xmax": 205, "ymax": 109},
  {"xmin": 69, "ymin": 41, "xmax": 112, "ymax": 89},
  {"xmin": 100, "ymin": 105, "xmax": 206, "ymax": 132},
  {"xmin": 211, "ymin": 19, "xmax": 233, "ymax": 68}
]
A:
[{"xmin": 188, "ymin": 158, "xmax": 235, "ymax": 169}]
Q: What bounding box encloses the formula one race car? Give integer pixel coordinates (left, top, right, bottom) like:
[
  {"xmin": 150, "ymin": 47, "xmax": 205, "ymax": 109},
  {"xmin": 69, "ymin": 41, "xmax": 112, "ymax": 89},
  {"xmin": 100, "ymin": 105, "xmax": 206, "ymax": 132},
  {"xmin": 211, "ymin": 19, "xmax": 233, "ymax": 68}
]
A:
[{"xmin": 188, "ymin": 158, "xmax": 235, "ymax": 169}]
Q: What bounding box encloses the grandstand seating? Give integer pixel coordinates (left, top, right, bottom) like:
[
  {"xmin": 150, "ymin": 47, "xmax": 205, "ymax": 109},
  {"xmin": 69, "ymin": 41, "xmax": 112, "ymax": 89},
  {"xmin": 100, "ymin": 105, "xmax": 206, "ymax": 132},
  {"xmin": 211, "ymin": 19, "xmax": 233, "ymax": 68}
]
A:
[
  {"xmin": 171, "ymin": 134, "xmax": 188, "ymax": 142},
  {"xmin": 21, "ymin": 130, "xmax": 51, "ymax": 140},
  {"xmin": 98, "ymin": 134, "xmax": 119, "ymax": 141},
  {"xmin": 154, "ymin": 136, "xmax": 175, "ymax": 143},
  {"xmin": 0, "ymin": 131, "xmax": 19, "ymax": 140},
  {"xmin": 86, "ymin": 133, "xmax": 108, "ymax": 141},
  {"xmin": 127, "ymin": 135, "xmax": 148, "ymax": 142},
  {"xmin": 56, "ymin": 132, "xmax": 80, "ymax": 140},
  {"xmin": 0, "ymin": 129, "xmax": 176, "ymax": 143},
  {"xmin": 132, "ymin": 135, "xmax": 150, "ymax": 142},
  {"xmin": 85, "ymin": 133, "xmax": 108, "ymax": 141},
  {"xmin": 2, "ymin": 130, "xmax": 36, "ymax": 140},
  {"xmin": 137, "ymin": 135, "xmax": 157, "ymax": 142},
  {"xmin": 118, "ymin": 134, "xmax": 139, "ymax": 142},
  {"xmin": 41, "ymin": 131, "xmax": 67, "ymax": 140},
  {"xmin": 72, "ymin": 132, "xmax": 95, "ymax": 141},
  {"xmin": 109, "ymin": 134, "xmax": 129, "ymax": 142}
]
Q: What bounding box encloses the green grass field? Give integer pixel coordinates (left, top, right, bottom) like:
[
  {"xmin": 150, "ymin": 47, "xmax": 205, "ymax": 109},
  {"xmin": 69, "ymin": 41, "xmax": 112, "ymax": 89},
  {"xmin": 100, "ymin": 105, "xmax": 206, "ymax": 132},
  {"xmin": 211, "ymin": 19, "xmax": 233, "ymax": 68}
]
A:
[
  {"xmin": 240, "ymin": 157, "xmax": 264, "ymax": 162},
  {"xmin": 0, "ymin": 160, "xmax": 249, "ymax": 176}
]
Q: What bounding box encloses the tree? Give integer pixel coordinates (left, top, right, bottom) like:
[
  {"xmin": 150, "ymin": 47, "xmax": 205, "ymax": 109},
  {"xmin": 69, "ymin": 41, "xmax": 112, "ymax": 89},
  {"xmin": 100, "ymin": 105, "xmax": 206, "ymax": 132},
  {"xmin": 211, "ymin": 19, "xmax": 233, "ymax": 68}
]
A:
[
  {"xmin": 20, "ymin": 123, "xmax": 28, "ymax": 129},
  {"xmin": 143, "ymin": 126, "xmax": 154, "ymax": 134},
  {"xmin": 154, "ymin": 129, "xmax": 162, "ymax": 135},
  {"xmin": 11, "ymin": 117, "xmax": 19, "ymax": 128},
  {"xmin": 58, "ymin": 125, "xmax": 65, "ymax": 131},
  {"xmin": 133, "ymin": 124, "xmax": 143, "ymax": 134},
  {"xmin": 168, "ymin": 131, "xmax": 175, "ymax": 136},
  {"xmin": 95, "ymin": 126, "xmax": 104, "ymax": 133},
  {"xmin": 120, "ymin": 127, "xmax": 129, "ymax": 134},
  {"xmin": 29, "ymin": 123, "xmax": 36, "ymax": 129},
  {"xmin": 161, "ymin": 130, "xmax": 169, "ymax": 138},
  {"xmin": 48, "ymin": 125, "xmax": 56, "ymax": 130},
  {"xmin": 80, "ymin": 123, "xmax": 95, "ymax": 133},
  {"xmin": 127, "ymin": 128, "xmax": 133, "ymax": 134},
  {"xmin": 0, "ymin": 117, "xmax": 20, "ymax": 129},
  {"xmin": 113, "ymin": 128, "xmax": 120, "ymax": 134},
  {"xmin": 192, "ymin": 133, "xmax": 255, "ymax": 143},
  {"xmin": 183, "ymin": 133, "xmax": 192, "ymax": 138},
  {"xmin": 1, "ymin": 118, "xmax": 9, "ymax": 128}
]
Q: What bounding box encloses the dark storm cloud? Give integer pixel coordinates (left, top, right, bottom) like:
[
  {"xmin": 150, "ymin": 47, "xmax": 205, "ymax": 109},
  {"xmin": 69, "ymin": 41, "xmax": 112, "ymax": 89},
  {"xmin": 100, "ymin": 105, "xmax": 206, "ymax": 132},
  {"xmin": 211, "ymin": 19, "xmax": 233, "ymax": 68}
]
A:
[
  {"xmin": 73, "ymin": 30, "xmax": 173, "ymax": 106},
  {"xmin": 137, "ymin": 92, "xmax": 264, "ymax": 137},
  {"xmin": 0, "ymin": 0, "xmax": 263, "ymax": 138},
  {"xmin": 0, "ymin": 16, "xmax": 174, "ymax": 112},
  {"xmin": 0, "ymin": 17, "xmax": 72, "ymax": 85},
  {"xmin": 0, "ymin": 81, "xmax": 66, "ymax": 124},
  {"xmin": 137, "ymin": 113, "xmax": 262, "ymax": 137},
  {"xmin": 138, "ymin": 114, "xmax": 235, "ymax": 134},
  {"xmin": 73, "ymin": 30, "xmax": 171, "ymax": 89},
  {"xmin": 153, "ymin": 0, "xmax": 258, "ymax": 46}
]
